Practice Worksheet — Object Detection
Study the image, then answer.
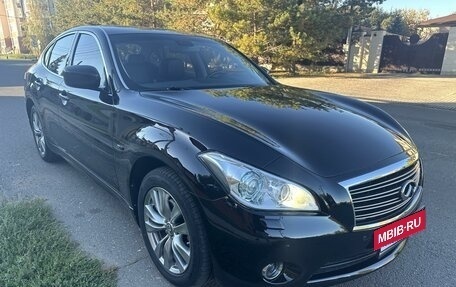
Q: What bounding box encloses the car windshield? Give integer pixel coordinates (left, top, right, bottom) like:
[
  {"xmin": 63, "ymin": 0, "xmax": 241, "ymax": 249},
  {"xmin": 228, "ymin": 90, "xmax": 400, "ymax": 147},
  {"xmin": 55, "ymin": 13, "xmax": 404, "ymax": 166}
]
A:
[{"xmin": 109, "ymin": 33, "xmax": 271, "ymax": 91}]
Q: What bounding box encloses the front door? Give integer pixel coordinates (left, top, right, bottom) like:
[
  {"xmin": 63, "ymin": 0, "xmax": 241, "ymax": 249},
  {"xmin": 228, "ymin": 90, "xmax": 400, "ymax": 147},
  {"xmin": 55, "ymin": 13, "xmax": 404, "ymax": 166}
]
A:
[{"xmin": 58, "ymin": 33, "xmax": 118, "ymax": 189}]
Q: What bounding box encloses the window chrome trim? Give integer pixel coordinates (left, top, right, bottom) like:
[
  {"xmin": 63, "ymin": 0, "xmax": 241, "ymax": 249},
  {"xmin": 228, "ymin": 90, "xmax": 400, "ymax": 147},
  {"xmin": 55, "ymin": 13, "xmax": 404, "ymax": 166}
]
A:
[
  {"xmin": 73, "ymin": 31, "xmax": 110, "ymax": 90},
  {"xmin": 41, "ymin": 30, "xmax": 112, "ymax": 91},
  {"xmin": 42, "ymin": 32, "xmax": 78, "ymax": 78},
  {"xmin": 100, "ymin": 28, "xmax": 128, "ymax": 89},
  {"xmin": 339, "ymin": 151, "xmax": 420, "ymax": 231}
]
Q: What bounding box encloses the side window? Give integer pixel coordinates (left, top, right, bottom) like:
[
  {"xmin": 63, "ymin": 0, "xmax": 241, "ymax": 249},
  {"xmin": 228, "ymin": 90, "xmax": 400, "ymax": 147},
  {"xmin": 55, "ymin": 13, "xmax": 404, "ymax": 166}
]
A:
[
  {"xmin": 47, "ymin": 34, "xmax": 75, "ymax": 75},
  {"xmin": 72, "ymin": 34, "xmax": 106, "ymax": 87},
  {"xmin": 42, "ymin": 43, "xmax": 53, "ymax": 67}
]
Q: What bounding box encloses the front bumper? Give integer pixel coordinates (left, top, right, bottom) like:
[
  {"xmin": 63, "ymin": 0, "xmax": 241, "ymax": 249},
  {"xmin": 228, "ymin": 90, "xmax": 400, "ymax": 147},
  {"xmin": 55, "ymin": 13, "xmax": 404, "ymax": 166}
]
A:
[
  {"xmin": 307, "ymin": 239, "xmax": 407, "ymax": 286},
  {"xmin": 201, "ymin": 196, "xmax": 424, "ymax": 287}
]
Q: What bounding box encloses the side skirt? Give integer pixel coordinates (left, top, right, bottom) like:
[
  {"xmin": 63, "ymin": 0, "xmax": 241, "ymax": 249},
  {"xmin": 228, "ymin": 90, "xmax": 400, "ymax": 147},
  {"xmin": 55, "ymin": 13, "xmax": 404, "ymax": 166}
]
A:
[{"xmin": 51, "ymin": 144, "xmax": 135, "ymax": 213}]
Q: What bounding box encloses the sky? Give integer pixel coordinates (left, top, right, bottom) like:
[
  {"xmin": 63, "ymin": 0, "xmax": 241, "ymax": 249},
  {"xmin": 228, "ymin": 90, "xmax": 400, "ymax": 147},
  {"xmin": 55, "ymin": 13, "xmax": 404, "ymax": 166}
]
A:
[{"xmin": 380, "ymin": 0, "xmax": 456, "ymax": 17}]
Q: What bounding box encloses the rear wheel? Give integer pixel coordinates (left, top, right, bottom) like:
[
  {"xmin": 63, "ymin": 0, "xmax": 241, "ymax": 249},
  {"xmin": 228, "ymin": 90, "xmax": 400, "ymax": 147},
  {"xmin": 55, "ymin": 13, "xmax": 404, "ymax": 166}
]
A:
[
  {"xmin": 29, "ymin": 106, "xmax": 59, "ymax": 162},
  {"xmin": 138, "ymin": 167, "xmax": 211, "ymax": 286}
]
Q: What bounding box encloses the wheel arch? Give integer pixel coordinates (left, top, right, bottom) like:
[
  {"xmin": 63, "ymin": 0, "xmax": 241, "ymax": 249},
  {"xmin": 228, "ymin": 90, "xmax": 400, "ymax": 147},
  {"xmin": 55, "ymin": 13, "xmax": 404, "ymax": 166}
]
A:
[
  {"xmin": 26, "ymin": 97, "xmax": 34, "ymax": 120},
  {"xmin": 129, "ymin": 156, "xmax": 166, "ymax": 222},
  {"xmin": 127, "ymin": 147, "xmax": 225, "ymax": 224},
  {"xmin": 124, "ymin": 121, "xmax": 228, "ymax": 223}
]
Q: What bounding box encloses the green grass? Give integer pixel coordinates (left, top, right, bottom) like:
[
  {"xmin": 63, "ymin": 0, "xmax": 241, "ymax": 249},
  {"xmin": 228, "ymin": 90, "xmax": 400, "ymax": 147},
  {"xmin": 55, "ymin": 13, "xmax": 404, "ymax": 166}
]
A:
[
  {"xmin": 0, "ymin": 54, "xmax": 37, "ymax": 60},
  {"xmin": 0, "ymin": 200, "xmax": 117, "ymax": 287}
]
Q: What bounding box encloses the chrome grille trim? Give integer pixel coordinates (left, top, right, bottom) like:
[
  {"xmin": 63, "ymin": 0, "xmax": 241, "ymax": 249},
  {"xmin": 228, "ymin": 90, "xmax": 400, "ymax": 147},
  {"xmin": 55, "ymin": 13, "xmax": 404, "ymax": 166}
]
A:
[
  {"xmin": 355, "ymin": 199, "xmax": 411, "ymax": 220},
  {"xmin": 350, "ymin": 164, "xmax": 419, "ymax": 194},
  {"xmin": 339, "ymin": 152, "xmax": 422, "ymax": 231},
  {"xmin": 354, "ymin": 198, "xmax": 402, "ymax": 212},
  {"xmin": 340, "ymin": 152, "xmax": 419, "ymax": 189},
  {"xmin": 353, "ymin": 186, "xmax": 401, "ymax": 202}
]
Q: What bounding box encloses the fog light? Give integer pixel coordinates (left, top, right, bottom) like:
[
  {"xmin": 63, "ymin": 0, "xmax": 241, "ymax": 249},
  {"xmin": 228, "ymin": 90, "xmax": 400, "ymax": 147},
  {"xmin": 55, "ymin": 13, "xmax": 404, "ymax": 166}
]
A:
[{"xmin": 262, "ymin": 262, "xmax": 284, "ymax": 282}]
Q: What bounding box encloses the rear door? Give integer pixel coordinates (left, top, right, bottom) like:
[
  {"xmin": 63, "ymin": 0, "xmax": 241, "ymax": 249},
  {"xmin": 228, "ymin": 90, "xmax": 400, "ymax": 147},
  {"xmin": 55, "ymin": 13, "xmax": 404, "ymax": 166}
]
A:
[
  {"xmin": 58, "ymin": 32, "xmax": 118, "ymax": 189},
  {"xmin": 34, "ymin": 33, "xmax": 76, "ymax": 146}
]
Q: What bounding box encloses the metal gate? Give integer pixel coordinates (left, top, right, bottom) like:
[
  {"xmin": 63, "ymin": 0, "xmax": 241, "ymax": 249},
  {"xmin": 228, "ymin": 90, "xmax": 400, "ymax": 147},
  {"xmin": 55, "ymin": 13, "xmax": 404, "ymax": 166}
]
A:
[{"xmin": 379, "ymin": 33, "xmax": 449, "ymax": 74}]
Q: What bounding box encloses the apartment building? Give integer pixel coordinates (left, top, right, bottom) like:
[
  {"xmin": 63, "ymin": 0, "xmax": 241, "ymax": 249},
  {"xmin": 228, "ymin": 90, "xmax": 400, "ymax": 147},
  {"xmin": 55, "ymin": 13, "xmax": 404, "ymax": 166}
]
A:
[
  {"xmin": 0, "ymin": 0, "xmax": 55, "ymax": 54},
  {"xmin": 0, "ymin": 0, "xmax": 26, "ymax": 53}
]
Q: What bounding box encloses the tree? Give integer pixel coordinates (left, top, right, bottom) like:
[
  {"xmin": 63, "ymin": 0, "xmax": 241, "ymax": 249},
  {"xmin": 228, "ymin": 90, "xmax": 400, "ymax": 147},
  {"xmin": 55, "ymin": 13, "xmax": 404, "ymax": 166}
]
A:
[
  {"xmin": 23, "ymin": 0, "xmax": 56, "ymax": 54},
  {"xmin": 156, "ymin": 0, "xmax": 210, "ymax": 34},
  {"xmin": 53, "ymin": 0, "xmax": 99, "ymax": 33},
  {"xmin": 363, "ymin": 7, "xmax": 388, "ymax": 29},
  {"xmin": 399, "ymin": 9, "xmax": 430, "ymax": 34},
  {"xmin": 138, "ymin": 0, "xmax": 166, "ymax": 28},
  {"xmin": 297, "ymin": 2, "xmax": 349, "ymax": 60},
  {"xmin": 155, "ymin": 0, "xmax": 384, "ymax": 72},
  {"xmin": 397, "ymin": 9, "xmax": 430, "ymax": 37},
  {"xmin": 337, "ymin": 0, "xmax": 386, "ymax": 26},
  {"xmin": 381, "ymin": 11, "xmax": 409, "ymax": 35},
  {"xmin": 47, "ymin": 0, "xmax": 386, "ymax": 71},
  {"xmin": 207, "ymin": 0, "xmax": 311, "ymax": 72},
  {"xmin": 53, "ymin": 0, "xmax": 149, "ymax": 34},
  {"xmin": 363, "ymin": 8, "xmax": 430, "ymax": 37}
]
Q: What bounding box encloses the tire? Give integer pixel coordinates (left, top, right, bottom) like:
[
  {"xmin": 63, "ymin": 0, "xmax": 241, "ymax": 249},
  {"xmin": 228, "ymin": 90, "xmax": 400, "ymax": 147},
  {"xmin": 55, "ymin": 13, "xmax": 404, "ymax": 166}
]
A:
[
  {"xmin": 29, "ymin": 106, "xmax": 60, "ymax": 162},
  {"xmin": 138, "ymin": 167, "xmax": 212, "ymax": 286}
]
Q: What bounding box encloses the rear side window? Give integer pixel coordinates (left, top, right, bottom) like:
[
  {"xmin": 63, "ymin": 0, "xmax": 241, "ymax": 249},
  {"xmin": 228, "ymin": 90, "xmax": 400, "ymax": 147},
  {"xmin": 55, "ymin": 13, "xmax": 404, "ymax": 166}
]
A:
[
  {"xmin": 42, "ymin": 44, "xmax": 53, "ymax": 67},
  {"xmin": 47, "ymin": 34, "xmax": 75, "ymax": 75},
  {"xmin": 71, "ymin": 34, "xmax": 106, "ymax": 87}
]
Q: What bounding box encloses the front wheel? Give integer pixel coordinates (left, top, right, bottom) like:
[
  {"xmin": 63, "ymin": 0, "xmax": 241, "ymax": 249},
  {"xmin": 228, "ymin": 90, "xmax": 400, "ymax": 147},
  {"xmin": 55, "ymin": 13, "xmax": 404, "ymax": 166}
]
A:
[{"xmin": 138, "ymin": 167, "xmax": 211, "ymax": 286}]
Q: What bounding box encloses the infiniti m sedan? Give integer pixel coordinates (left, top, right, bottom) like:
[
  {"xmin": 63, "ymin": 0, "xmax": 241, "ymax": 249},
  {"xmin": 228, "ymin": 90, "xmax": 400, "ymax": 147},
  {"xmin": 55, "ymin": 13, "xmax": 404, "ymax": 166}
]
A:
[{"xmin": 25, "ymin": 26, "xmax": 424, "ymax": 286}]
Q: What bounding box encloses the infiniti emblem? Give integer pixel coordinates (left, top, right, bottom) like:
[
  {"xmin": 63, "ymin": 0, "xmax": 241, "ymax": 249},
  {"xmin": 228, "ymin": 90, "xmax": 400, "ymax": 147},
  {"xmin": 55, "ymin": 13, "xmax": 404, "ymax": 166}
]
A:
[{"xmin": 400, "ymin": 180, "xmax": 417, "ymax": 200}]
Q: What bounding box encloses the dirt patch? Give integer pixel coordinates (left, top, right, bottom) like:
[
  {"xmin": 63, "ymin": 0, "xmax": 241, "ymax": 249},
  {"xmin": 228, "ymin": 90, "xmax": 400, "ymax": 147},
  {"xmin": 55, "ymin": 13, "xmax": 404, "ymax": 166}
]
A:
[{"xmin": 279, "ymin": 74, "xmax": 456, "ymax": 110}]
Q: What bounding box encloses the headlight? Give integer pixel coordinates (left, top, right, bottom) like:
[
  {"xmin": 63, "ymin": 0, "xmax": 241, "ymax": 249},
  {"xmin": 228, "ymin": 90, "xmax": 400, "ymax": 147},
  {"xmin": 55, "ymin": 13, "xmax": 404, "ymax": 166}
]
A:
[{"xmin": 199, "ymin": 152, "xmax": 319, "ymax": 211}]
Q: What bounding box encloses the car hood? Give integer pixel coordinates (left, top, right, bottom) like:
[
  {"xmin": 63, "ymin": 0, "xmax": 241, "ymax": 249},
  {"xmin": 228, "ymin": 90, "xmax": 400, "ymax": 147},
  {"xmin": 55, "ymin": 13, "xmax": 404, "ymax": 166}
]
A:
[{"xmin": 141, "ymin": 85, "xmax": 415, "ymax": 177}]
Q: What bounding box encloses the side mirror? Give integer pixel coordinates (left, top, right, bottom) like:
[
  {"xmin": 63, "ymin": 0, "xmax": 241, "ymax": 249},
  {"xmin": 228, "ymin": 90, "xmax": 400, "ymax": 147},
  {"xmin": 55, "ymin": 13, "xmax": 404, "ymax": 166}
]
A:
[{"xmin": 62, "ymin": 65, "xmax": 101, "ymax": 90}]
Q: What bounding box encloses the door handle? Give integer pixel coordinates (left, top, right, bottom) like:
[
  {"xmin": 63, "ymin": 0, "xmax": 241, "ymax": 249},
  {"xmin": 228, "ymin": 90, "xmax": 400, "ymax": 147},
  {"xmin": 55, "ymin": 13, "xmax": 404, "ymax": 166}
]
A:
[
  {"xmin": 35, "ymin": 78, "xmax": 44, "ymax": 90},
  {"xmin": 116, "ymin": 144, "xmax": 125, "ymax": 151},
  {"xmin": 59, "ymin": 91, "xmax": 69, "ymax": 105}
]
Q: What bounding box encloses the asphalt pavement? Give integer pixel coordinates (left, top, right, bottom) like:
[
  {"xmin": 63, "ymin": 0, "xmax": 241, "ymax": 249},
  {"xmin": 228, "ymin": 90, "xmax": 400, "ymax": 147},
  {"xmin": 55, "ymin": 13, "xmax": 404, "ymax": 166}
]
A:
[{"xmin": 1, "ymin": 59, "xmax": 455, "ymax": 287}]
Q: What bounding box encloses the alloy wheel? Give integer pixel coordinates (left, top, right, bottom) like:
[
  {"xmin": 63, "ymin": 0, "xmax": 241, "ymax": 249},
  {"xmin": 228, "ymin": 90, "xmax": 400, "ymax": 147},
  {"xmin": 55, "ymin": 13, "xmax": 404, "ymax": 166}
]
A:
[
  {"xmin": 143, "ymin": 187, "xmax": 191, "ymax": 275},
  {"xmin": 32, "ymin": 111, "xmax": 46, "ymax": 157}
]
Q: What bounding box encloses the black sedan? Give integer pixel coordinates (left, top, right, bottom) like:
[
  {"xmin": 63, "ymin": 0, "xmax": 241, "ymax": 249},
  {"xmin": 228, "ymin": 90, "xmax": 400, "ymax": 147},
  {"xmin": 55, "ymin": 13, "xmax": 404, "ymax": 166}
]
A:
[{"xmin": 24, "ymin": 26, "xmax": 424, "ymax": 287}]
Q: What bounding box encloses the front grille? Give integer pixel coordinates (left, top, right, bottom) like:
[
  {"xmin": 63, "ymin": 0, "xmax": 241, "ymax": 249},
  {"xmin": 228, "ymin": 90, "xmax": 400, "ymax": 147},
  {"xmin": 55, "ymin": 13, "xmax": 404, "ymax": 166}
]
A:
[{"xmin": 349, "ymin": 161, "xmax": 420, "ymax": 226}]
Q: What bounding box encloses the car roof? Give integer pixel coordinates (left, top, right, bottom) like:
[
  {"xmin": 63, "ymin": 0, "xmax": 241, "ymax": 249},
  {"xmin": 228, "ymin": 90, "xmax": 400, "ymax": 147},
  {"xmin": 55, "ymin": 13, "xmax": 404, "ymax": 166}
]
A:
[{"xmin": 68, "ymin": 25, "xmax": 197, "ymax": 37}]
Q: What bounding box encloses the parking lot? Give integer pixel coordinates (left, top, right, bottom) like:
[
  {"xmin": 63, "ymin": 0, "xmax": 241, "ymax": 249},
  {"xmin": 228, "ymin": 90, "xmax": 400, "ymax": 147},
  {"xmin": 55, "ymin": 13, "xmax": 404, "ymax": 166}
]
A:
[{"xmin": 1, "ymin": 59, "xmax": 455, "ymax": 287}]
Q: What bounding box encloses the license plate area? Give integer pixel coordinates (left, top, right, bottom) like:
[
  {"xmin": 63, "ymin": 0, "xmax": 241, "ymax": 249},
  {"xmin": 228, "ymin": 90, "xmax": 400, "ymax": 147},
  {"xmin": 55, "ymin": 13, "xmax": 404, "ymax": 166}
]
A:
[
  {"xmin": 374, "ymin": 209, "xmax": 426, "ymax": 251},
  {"xmin": 379, "ymin": 240, "xmax": 400, "ymax": 255}
]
